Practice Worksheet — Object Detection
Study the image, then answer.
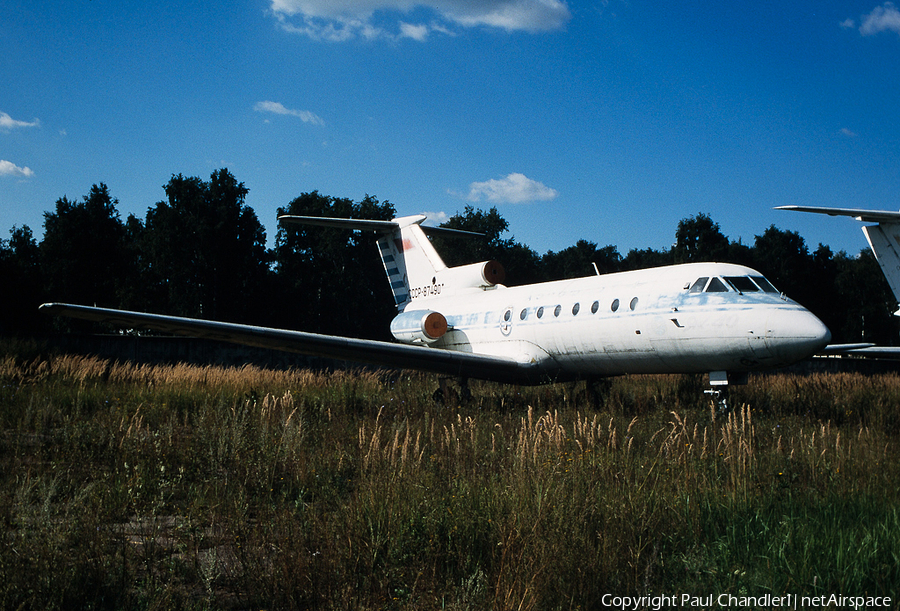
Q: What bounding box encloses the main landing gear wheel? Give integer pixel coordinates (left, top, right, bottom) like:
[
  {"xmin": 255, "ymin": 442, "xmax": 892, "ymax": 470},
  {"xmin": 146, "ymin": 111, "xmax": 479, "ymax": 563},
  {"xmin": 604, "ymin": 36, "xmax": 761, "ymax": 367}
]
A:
[
  {"xmin": 584, "ymin": 378, "xmax": 611, "ymax": 410},
  {"xmin": 432, "ymin": 377, "xmax": 472, "ymax": 404}
]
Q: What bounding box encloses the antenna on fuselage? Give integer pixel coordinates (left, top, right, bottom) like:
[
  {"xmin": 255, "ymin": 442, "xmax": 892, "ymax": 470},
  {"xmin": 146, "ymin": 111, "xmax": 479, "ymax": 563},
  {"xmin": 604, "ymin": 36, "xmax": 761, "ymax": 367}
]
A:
[{"xmin": 592, "ymin": 262, "xmax": 600, "ymax": 276}]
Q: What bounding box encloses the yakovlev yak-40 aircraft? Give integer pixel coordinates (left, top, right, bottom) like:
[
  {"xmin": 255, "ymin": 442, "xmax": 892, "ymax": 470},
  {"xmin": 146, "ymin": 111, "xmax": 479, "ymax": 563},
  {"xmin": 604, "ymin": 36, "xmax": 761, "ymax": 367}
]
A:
[{"xmin": 41, "ymin": 214, "xmax": 831, "ymax": 405}]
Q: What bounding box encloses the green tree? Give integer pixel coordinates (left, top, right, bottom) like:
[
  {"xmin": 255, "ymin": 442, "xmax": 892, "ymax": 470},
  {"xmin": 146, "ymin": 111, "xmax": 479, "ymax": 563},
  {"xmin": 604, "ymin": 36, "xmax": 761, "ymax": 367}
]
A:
[
  {"xmin": 273, "ymin": 192, "xmax": 396, "ymax": 337},
  {"xmin": 726, "ymin": 238, "xmax": 755, "ymax": 269},
  {"xmin": 140, "ymin": 169, "xmax": 271, "ymax": 322},
  {"xmin": 40, "ymin": 184, "xmax": 133, "ymax": 310},
  {"xmin": 116, "ymin": 213, "xmax": 151, "ymax": 312},
  {"xmin": 673, "ymin": 212, "xmax": 729, "ymax": 263},
  {"xmin": 542, "ymin": 240, "xmax": 621, "ymax": 281},
  {"xmin": 752, "ymin": 225, "xmax": 813, "ymax": 306},
  {"xmin": 798, "ymin": 244, "xmax": 840, "ymax": 339},
  {"xmin": 0, "ymin": 225, "xmax": 47, "ymax": 335},
  {"xmin": 621, "ymin": 246, "xmax": 673, "ymax": 271},
  {"xmin": 832, "ymin": 250, "xmax": 899, "ymax": 345}
]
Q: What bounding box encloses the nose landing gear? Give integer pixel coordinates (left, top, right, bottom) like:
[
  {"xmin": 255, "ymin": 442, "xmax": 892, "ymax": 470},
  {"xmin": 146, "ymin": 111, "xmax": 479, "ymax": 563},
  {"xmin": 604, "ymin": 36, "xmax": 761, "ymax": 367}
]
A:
[
  {"xmin": 704, "ymin": 387, "xmax": 730, "ymax": 415},
  {"xmin": 706, "ymin": 370, "xmax": 747, "ymax": 415}
]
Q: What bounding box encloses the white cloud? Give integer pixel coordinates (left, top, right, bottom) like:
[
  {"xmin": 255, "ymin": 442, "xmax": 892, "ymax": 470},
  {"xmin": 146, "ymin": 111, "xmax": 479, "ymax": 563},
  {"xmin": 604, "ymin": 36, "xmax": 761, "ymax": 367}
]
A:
[
  {"xmin": 840, "ymin": 128, "xmax": 858, "ymax": 137},
  {"xmin": 254, "ymin": 101, "xmax": 325, "ymax": 125},
  {"xmin": 400, "ymin": 21, "xmax": 430, "ymax": 40},
  {"xmin": 467, "ymin": 172, "xmax": 558, "ymax": 204},
  {"xmin": 270, "ymin": 0, "xmax": 570, "ymax": 41},
  {"xmin": 857, "ymin": 2, "xmax": 900, "ymax": 36},
  {"xmin": 420, "ymin": 210, "xmax": 449, "ymax": 225},
  {"xmin": 441, "ymin": 0, "xmax": 570, "ymax": 32},
  {"xmin": 0, "ymin": 111, "xmax": 39, "ymax": 131},
  {"xmin": 0, "ymin": 160, "xmax": 34, "ymax": 178}
]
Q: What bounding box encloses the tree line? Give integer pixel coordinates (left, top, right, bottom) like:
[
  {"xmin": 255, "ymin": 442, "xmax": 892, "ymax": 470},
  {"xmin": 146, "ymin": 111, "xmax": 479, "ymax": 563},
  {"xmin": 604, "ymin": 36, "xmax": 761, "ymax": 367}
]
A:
[{"xmin": 1, "ymin": 168, "xmax": 897, "ymax": 345}]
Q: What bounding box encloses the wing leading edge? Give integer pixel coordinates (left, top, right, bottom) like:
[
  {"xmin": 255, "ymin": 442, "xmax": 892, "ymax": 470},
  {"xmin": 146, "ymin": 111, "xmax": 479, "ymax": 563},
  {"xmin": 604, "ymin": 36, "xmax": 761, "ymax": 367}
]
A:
[
  {"xmin": 774, "ymin": 205, "xmax": 900, "ymax": 224},
  {"xmin": 39, "ymin": 303, "xmax": 551, "ymax": 385}
]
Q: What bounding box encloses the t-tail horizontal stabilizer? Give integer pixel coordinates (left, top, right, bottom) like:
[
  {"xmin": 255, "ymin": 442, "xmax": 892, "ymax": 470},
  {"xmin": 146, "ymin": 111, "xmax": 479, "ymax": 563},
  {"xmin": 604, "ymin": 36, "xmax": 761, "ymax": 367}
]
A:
[{"xmin": 279, "ymin": 214, "xmax": 504, "ymax": 311}]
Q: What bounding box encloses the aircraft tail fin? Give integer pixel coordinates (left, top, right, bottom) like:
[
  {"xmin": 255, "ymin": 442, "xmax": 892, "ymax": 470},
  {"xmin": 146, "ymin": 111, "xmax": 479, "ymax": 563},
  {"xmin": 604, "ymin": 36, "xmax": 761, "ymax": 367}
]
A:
[
  {"xmin": 862, "ymin": 224, "xmax": 900, "ymax": 314},
  {"xmin": 278, "ymin": 214, "xmax": 504, "ymax": 311},
  {"xmin": 377, "ymin": 215, "xmax": 447, "ymax": 308}
]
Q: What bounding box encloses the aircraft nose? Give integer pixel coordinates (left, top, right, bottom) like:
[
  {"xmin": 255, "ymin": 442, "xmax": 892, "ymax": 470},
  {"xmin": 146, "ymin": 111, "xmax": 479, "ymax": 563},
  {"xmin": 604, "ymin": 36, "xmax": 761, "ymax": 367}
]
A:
[
  {"xmin": 797, "ymin": 311, "xmax": 831, "ymax": 352},
  {"xmin": 766, "ymin": 308, "xmax": 831, "ymax": 365}
]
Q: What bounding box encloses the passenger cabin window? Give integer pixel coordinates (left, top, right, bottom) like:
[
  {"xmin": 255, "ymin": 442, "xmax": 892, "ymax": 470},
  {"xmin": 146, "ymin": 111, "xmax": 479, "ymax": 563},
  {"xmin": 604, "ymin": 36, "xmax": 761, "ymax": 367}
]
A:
[
  {"xmin": 554, "ymin": 305, "xmax": 562, "ymax": 317},
  {"xmin": 572, "ymin": 303, "xmax": 580, "ymax": 315},
  {"xmin": 689, "ymin": 277, "xmax": 709, "ymax": 293},
  {"xmin": 520, "ymin": 309, "xmax": 528, "ymax": 320},
  {"xmin": 705, "ymin": 277, "xmax": 729, "ymax": 292},
  {"xmin": 537, "ymin": 306, "xmax": 544, "ymax": 319},
  {"xmin": 611, "ymin": 299, "xmax": 620, "ymax": 312},
  {"xmin": 591, "ymin": 300, "xmax": 599, "ymax": 314}
]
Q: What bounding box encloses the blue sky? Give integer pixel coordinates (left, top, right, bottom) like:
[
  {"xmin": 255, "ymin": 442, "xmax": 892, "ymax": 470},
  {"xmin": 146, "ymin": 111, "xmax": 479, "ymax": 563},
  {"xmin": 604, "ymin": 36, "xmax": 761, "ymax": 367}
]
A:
[{"xmin": 2, "ymin": 0, "xmax": 900, "ymax": 261}]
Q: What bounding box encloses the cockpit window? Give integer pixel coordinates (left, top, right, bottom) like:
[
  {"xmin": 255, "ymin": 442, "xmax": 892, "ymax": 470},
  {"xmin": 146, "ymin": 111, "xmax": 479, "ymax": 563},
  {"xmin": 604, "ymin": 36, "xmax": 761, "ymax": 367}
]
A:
[
  {"xmin": 725, "ymin": 276, "xmax": 760, "ymax": 293},
  {"xmin": 689, "ymin": 277, "xmax": 708, "ymax": 293},
  {"xmin": 690, "ymin": 274, "xmax": 780, "ymax": 295},
  {"xmin": 705, "ymin": 277, "xmax": 729, "ymax": 292},
  {"xmin": 751, "ymin": 275, "xmax": 779, "ymax": 293}
]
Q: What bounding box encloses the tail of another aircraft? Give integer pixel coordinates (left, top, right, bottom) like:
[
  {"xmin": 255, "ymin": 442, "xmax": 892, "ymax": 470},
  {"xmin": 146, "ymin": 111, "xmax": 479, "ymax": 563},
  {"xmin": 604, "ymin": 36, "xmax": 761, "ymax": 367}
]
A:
[
  {"xmin": 776, "ymin": 205, "xmax": 900, "ymax": 315},
  {"xmin": 862, "ymin": 223, "xmax": 900, "ymax": 314},
  {"xmin": 278, "ymin": 214, "xmax": 505, "ymax": 311}
]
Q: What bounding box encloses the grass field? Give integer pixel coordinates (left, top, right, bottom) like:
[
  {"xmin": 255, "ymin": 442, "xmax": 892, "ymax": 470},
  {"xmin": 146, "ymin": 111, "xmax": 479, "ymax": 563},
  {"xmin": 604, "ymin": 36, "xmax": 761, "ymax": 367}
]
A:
[{"xmin": 1, "ymin": 341, "xmax": 898, "ymax": 610}]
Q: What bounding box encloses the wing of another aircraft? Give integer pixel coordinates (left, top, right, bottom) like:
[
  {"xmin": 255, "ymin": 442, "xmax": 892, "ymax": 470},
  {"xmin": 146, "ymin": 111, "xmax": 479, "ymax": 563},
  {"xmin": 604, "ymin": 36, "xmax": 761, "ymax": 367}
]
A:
[
  {"xmin": 821, "ymin": 343, "xmax": 900, "ymax": 357},
  {"xmin": 774, "ymin": 205, "xmax": 900, "ymax": 224},
  {"xmin": 39, "ymin": 303, "xmax": 550, "ymax": 385}
]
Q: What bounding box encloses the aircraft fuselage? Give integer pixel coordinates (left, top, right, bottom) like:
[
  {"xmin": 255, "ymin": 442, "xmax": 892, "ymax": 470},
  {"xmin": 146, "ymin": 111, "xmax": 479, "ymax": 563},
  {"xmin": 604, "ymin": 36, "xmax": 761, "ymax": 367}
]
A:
[{"xmin": 407, "ymin": 262, "xmax": 830, "ymax": 380}]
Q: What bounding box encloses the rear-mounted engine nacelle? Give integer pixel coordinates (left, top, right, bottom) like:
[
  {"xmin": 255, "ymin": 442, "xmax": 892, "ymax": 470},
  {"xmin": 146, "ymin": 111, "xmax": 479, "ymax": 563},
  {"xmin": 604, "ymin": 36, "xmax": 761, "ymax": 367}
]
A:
[
  {"xmin": 390, "ymin": 310, "xmax": 448, "ymax": 344},
  {"xmin": 437, "ymin": 260, "xmax": 505, "ymax": 289}
]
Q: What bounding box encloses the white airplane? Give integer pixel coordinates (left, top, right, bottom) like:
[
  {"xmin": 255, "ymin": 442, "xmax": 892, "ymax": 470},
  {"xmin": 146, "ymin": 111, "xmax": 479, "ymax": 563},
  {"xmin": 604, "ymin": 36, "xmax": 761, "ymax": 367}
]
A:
[{"xmin": 41, "ymin": 214, "xmax": 831, "ymax": 402}]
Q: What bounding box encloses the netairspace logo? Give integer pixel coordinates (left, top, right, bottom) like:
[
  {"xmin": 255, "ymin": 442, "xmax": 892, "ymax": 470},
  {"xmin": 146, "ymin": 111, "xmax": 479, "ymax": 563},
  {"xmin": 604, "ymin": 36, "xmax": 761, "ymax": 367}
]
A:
[{"xmin": 600, "ymin": 593, "xmax": 893, "ymax": 610}]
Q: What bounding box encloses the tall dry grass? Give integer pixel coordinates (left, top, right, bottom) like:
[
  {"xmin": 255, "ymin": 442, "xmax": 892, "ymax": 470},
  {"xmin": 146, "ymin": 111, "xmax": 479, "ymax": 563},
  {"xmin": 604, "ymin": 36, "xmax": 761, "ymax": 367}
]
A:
[{"xmin": 1, "ymin": 349, "xmax": 898, "ymax": 609}]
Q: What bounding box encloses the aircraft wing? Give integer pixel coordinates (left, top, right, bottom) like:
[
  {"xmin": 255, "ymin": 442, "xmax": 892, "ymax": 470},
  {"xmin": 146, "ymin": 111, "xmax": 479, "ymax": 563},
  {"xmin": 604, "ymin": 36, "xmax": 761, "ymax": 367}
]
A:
[
  {"xmin": 821, "ymin": 343, "xmax": 900, "ymax": 358},
  {"xmin": 39, "ymin": 303, "xmax": 550, "ymax": 385},
  {"xmin": 821, "ymin": 343, "xmax": 878, "ymax": 353},
  {"xmin": 775, "ymin": 205, "xmax": 900, "ymax": 223}
]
